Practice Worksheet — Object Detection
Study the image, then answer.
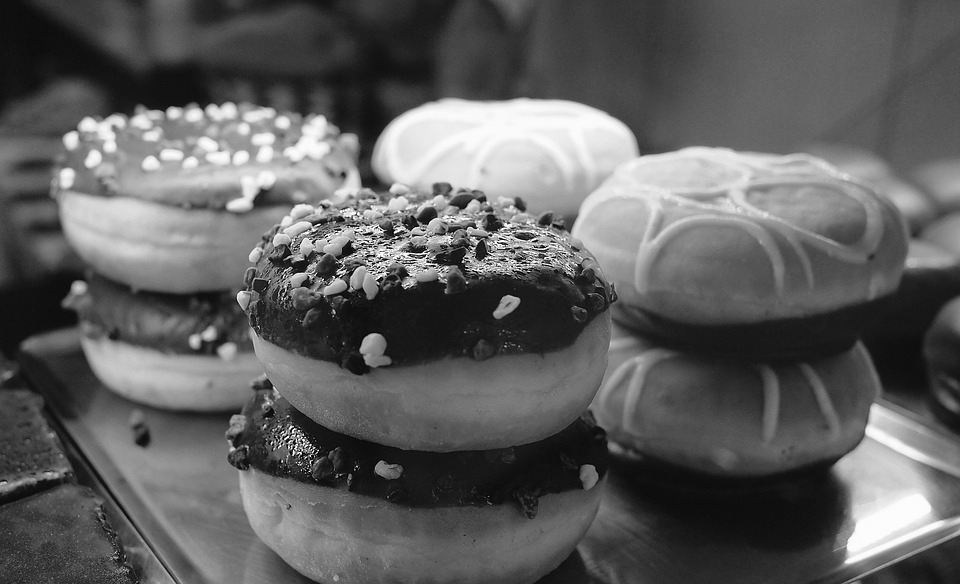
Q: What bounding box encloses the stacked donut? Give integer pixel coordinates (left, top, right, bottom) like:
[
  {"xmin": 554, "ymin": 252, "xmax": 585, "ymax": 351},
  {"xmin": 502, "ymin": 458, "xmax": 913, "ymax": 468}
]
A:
[
  {"xmin": 227, "ymin": 184, "xmax": 614, "ymax": 583},
  {"xmin": 54, "ymin": 102, "xmax": 359, "ymax": 411},
  {"xmin": 371, "ymin": 98, "xmax": 640, "ymax": 224},
  {"xmin": 573, "ymin": 147, "xmax": 910, "ymax": 481}
]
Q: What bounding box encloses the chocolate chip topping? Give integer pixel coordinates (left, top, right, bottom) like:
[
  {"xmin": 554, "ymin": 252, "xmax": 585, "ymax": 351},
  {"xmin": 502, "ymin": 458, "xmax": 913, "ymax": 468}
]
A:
[
  {"xmin": 242, "ymin": 187, "xmax": 615, "ymax": 372},
  {"xmin": 227, "ymin": 389, "xmax": 608, "ymax": 516}
]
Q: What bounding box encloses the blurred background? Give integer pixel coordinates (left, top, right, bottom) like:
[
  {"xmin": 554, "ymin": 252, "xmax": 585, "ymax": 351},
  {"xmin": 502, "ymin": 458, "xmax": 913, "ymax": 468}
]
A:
[{"xmin": 1, "ymin": 1, "xmax": 959, "ymax": 580}]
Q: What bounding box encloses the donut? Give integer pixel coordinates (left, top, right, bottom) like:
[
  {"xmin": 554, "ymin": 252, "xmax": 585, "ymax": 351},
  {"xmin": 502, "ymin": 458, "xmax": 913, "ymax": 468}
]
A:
[
  {"xmin": 371, "ymin": 98, "xmax": 639, "ymax": 223},
  {"xmin": 240, "ymin": 184, "xmax": 614, "ymax": 451},
  {"xmin": 592, "ymin": 323, "xmax": 880, "ymax": 479},
  {"xmin": 923, "ymin": 296, "xmax": 960, "ymax": 428},
  {"xmin": 53, "ymin": 103, "xmax": 360, "ymax": 294},
  {"xmin": 62, "ymin": 272, "xmax": 262, "ymax": 411},
  {"xmin": 227, "ymin": 388, "xmax": 608, "ymax": 584},
  {"xmin": 572, "ymin": 146, "xmax": 909, "ymax": 359}
]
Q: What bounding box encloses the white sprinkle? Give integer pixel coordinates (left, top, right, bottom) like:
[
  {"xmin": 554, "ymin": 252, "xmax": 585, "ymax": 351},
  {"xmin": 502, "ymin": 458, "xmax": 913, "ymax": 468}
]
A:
[
  {"xmin": 283, "ymin": 146, "xmax": 305, "ymax": 162},
  {"xmin": 493, "ymin": 295, "xmax": 521, "ymax": 319},
  {"xmin": 340, "ymin": 229, "xmax": 356, "ymax": 242},
  {"xmin": 257, "ymin": 170, "xmax": 277, "ymax": 190},
  {"xmin": 280, "ymin": 215, "xmax": 293, "ymax": 228},
  {"xmin": 129, "ymin": 113, "xmax": 152, "ymax": 130},
  {"xmin": 236, "ymin": 122, "xmax": 251, "ymax": 136},
  {"xmin": 165, "ymin": 106, "xmax": 183, "ymax": 120},
  {"xmin": 274, "ymin": 115, "xmax": 292, "ymax": 130},
  {"xmin": 322, "ymin": 243, "xmax": 343, "ymax": 257},
  {"xmin": 188, "ymin": 334, "xmax": 202, "ymax": 350},
  {"xmin": 220, "ymin": 102, "xmax": 239, "ymax": 119},
  {"xmin": 197, "ymin": 136, "xmax": 219, "ymax": 152},
  {"xmin": 362, "ymin": 274, "xmax": 379, "ymax": 300},
  {"xmin": 298, "ymin": 239, "xmax": 315, "ymax": 255},
  {"xmin": 78, "ymin": 116, "xmax": 98, "ymax": 133},
  {"xmin": 141, "ymin": 156, "xmax": 161, "ymax": 171},
  {"xmin": 83, "ymin": 149, "xmax": 102, "ymax": 169},
  {"xmin": 102, "ymin": 140, "xmax": 117, "ymax": 154},
  {"xmin": 62, "ymin": 131, "xmax": 80, "ymax": 151},
  {"xmin": 387, "ymin": 196, "xmax": 409, "ymax": 213},
  {"xmin": 103, "ymin": 113, "xmax": 126, "ymax": 129},
  {"xmin": 273, "ymin": 233, "xmax": 292, "ymax": 247},
  {"xmin": 303, "ymin": 115, "xmax": 328, "ymax": 137},
  {"xmin": 141, "ymin": 128, "xmax": 162, "ymax": 142},
  {"xmin": 182, "ymin": 156, "xmax": 199, "ymax": 169},
  {"xmin": 69, "ymin": 280, "xmax": 88, "ymax": 296},
  {"xmin": 248, "ymin": 247, "xmax": 263, "ymax": 263},
  {"xmin": 204, "ymin": 103, "xmax": 222, "ymax": 119},
  {"xmin": 226, "ymin": 198, "xmax": 254, "ymax": 213},
  {"xmin": 58, "ymin": 167, "xmax": 76, "ymax": 189},
  {"xmin": 159, "ymin": 148, "xmax": 184, "ymax": 162},
  {"xmin": 289, "ymin": 273, "xmax": 309, "ymax": 288},
  {"xmin": 360, "ymin": 332, "xmax": 387, "ymax": 356},
  {"xmin": 200, "ymin": 325, "xmax": 218, "ymax": 342},
  {"xmin": 466, "ymin": 227, "xmax": 489, "ymax": 238},
  {"xmin": 323, "ymin": 280, "xmax": 348, "ymax": 296},
  {"xmin": 206, "ymin": 151, "xmax": 231, "ymax": 166},
  {"xmin": 364, "ymin": 354, "xmax": 392, "ymax": 368},
  {"xmin": 465, "ymin": 199, "xmax": 482, "ymax": 213},
  {"xmin": 389, "ymin": 183, "xmax": 410, "ymax": 196},
  {"xmin": 362, "ymin": 209, "xmax": 384, "ymax": 221},
  {"xmin": 217, "ymin": 342, "xmax": 238, "ymax": 361},
  {"xmin": 236, "ymin": 290, "xmax": 252, "ymax": 310},
  {"xmin": 350, "ymin": 266, "xmax": 368, "ymax": 291},
  {"xmin": 289, "ymin": 203, "xmax": 314, "ymax": 221},
  {"xmin": 283, "ymin": 221, "xmax": 312, "ymax": 238},
  {"xmin": 251, "ymin": 132, "xmax": 276, "ymax": 146},
  {"xmin": 240, "ymin": 175, "xmax": 259, "ymax": 199},
  {"xmin": 232, "ymin": 150, "xmax": 251, "ymax": 166},
  {"xmin": 432, "ymin": 194, "xmax": 448, "ymax": 211},
  {"xmin": 416, "ymin": 268, "xmax": 438, "ymax": 283},
  {"xmin": 579, "ymin": 464, "xmax": 599, "ymax": 490},
  {"xmin": 255, "ymin": 145, "xmax": 274, "ymax": 163},
  {"xmin": 374, "ymin": 460, "xmax": 403, "ymax": 480},
  {"xmin": 510, "ymin": 212, "xmax": 534, "ymax": 224},
  {"xmin": 185, "ymin": 107, "xmax": 204, "ymax": 123},
  {"xmin": 427, "ymin": 217, "xmax": 446, "ymax": 235}
]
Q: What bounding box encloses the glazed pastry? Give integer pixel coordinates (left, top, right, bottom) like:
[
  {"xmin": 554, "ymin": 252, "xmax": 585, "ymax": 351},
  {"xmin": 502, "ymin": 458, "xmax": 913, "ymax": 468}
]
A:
[
  {"xmin": 240, "ymin": 184, "xmax": 614, "ymax": 451},
  {"xmin": 572, "ymin": 147, "xmax": 909, "ymax": 359},
  {"xmin": 371, "ymin": 98, "xmax": 639, "ymax": 222}
]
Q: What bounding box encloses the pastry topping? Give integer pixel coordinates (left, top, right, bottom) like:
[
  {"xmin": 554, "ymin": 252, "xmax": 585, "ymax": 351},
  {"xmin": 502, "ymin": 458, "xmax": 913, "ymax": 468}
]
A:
[
  {"xmin": 141, "ymin": 156, "xmax": 161, "ymax": 171},
  {"xmin": 217, "ymin": 342, "xmax": 238, "ymax": 361},
  {"xmin": 493, "ymin": 295, "xmax": 520, "ymax": 319},
  {"xmin": 579, "ymin": 464, "xmax": 599, "ymax": 490},
  {"xmin": 129, "ymin": 409, "xmax": 150, "ymax": 447},
  {"xmin": 58, "ymin": 168, "xmax": 76, "ymax": 190},
  {"xmin": 374, "ymin": 461, "xmax": 404, "ymax": 480},
  {"xmin": 225, "ymin": 414, "xmax": 247, "ymax": 445}
]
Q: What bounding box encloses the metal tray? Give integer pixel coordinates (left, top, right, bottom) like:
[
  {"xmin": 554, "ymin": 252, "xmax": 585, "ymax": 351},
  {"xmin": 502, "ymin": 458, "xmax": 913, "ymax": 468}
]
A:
[{"xmin": 17, "ymin": 328, "xmax": 960, "ymax": 584}]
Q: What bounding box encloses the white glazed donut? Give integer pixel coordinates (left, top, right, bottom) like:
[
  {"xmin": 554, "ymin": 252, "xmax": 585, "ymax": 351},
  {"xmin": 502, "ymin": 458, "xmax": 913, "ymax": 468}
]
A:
[{"xmin": 371, "ymin": 98, "xmax": 639, "ymax": 222}]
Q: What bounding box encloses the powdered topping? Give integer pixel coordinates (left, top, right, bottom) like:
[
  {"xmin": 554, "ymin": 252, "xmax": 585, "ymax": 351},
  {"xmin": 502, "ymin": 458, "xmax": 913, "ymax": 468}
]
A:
[
  {"xmin": 52, "ymin": 102, "xmax": 359, "ymax": 211},
  {"xmin": 243, "ymin": 184, "xmax": 615, "ymax": 373}
]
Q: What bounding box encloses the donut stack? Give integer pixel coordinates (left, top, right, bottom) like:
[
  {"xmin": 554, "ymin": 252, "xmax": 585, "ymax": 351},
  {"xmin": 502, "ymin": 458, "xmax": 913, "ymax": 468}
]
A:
[
  {"xmin": 54, "ymin": 102, "xmax": 359, "ymax": 411},
  {"xmin": 572, "ymin": 147, "xmax": 910, "ymax": 480},
  {"xmin": 227, "ymin": 184, "xmax": 614, "ymax": 583}
]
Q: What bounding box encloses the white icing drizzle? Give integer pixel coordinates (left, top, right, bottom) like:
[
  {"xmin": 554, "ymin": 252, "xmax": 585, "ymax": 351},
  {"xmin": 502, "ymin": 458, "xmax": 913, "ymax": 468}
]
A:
[
  {"xmin": 376, "ymin": 99, "xmax": 636, "ymax": 196},
  {"xmin": 797, "ymin": 362, "xmax": 842, "ymax": 439},
  {"xmin": 595, "ymin": 347, "xmax": 679, "ymax": 433},
  {"xmin": 755, "ymin": 365, "xmax": 781, "ymax": 443},
  {"xmin": 578, "ymin": 147, "xmax": 892, "ymax": 301}
]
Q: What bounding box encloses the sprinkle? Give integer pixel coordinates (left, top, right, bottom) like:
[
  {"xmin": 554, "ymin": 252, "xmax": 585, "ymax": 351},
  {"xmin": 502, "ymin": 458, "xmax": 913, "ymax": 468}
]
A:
[
  {"xmin": 188, "ymin": 334, "xmax": 202, "ymax": 350},
  {"xmin": 363, "ymin": 353, "xmax": 393, "ymax": 368},
  {"xmin": 416, "ymin": 268, "xmax": 438, "ymax": 283},
  {"xmin": 197, "ymin": 136, "xmax": 220, "ymax": 152},
  {"xmin": 62, "ymin": 131, "xmax": 80, "ymax": 151},
  {"xmin": 273, "ymin": 233, "xmax": 292, "ymax": 247},
  {"xmin": 426, "ymin": 217, "xmax": 446, "ymax": 235},
  {"xmin": 362, "ymin": 274, "xmax": 379, "ymax": 300},
  {"xmin": 283, "ymin": 221, "xmax": 312, "ymax": 238},
  {"xmin": 141, "ymin": 156, "xmax": 161, "ymax": 171},
  {"xmin": 274, "ymin": 115, "xmax": 292, "ymax": 130},
  {"xmin": 579, "ymin": 464, "xmax": 599, "ymax": 490},
  {"xmin": 226, "ymin": 198, "xmax": 254, "ymax": 213},
  {"xmin": 248, "ymin": 247, "xmax": 263, "ymax": 263},
  {"xmin": 360, "ymin": 333, "xmax": 387, "ymax": 356},
  {"xmin": 298, "ymin": 239, "xmax": 315, "ymax": 255},
  {"xmin": 322, "ymin": 242, "xmax": 344, "ymax": 257},
  {"xmin": 141, "ymin": 128, "xmax": 162, "ymax": 142},
  {"xmin": 256, "ymin": 145, "xmax": 274, "ymax": 163},
  {"xmin": 289, "ymin": 272, "xmax": 310, "ymax": 288},
  {"xmin": 374, "ymin": 461, "xmax": 403, "ymax": 480},
  {"xmin": 236, "ymin": 122, "xmax": 251, "ymax": 135},
  {"xmin": 240, "ymin": 175, "xmax": 259, "ymax": 199},
  {"xmin": 232, "ymin": 150, "xmax": 250, "ymax": 166},
  {"xmin": 165, "ymin": 106, "xmax": 183, "ymax": 120},
  {"xmin": 387, "ymin": 196, "xmax": 409, "ymax": 213},
  {"xmin": 102, "ymin": 141, "xmax": 117, "ymax": 154},
  {"xmin": 103, "ymin": 113, "xmax": 126, "ymax": 129},
  {"xmin": 206, "ymin": 151, "xmax": 231, "ymax": 166},
  {"xmin": 129, "ymin": 113, "xmax": 152, "ymax": 130},
  {"xmin": 323, "ymin": 279, "xmax": 348, "ymax": 296},
  {"xmin": 159, "ymin": 148, "xmax": 185, "ymax": 162},
  {"xmin": 182, "ymin": 156, "xmax": 199, "ymax": 169},
  {"xmin": 280, "ymin": 215, "xmax": 293, "ymax": 228},
  {"xmin": 58, "ymin": 168, "xmax": 76, "ymax": 189},
  {"xmin": 200, "ymin": 325, "xmax": 218, "ymax": 342},
  {"xmin": 78, "ymin": 116, "xmax": 98, "ymax": 133},
  {"xmin": 220, "ymin": 102, "xmax": 239, "ymax": 119},
  {"xmin": 217, "ymin": 342, "xmax": 238, "ymax": 361},
  {"xmin": 236, "ymin": 290, "xmax": 252, "ymax": 309},
  {"xmin": 251, "ymin": 132, "xmax": 276, "ymax": 146},
  {"xmin": 204, "ymin": 103, "xmax": 222, "ymax": 119},
  {"xmin": 363, "ymin": 209, "xmax": 384, "ymax": 221},
  {"xmin": 69, "ymin": 280, "xmax": 88, "ymax": 296},
  {"xmin": 258, "ymin": 170, "xmax": 278, "ymax": 190},
  {"xmin": 466, "ymin": 227, "xmax": 489, "ymax": 238},
  {"xmin": 493, "ymin": 295, "xmax": 521, "ymax": 319},
  {"xmin": 465, "ymin": 199, "xmax": 482, "ymax": 213},
  {"xmin": 288, "ymin": 203, "xmax": 314, "ymax": 221},
  {"xmin": 83, "ymin": 149, "xmax": 102, "ymax": 169},
  {"xmin": 283, "ymin": 146, "xmax": 305, "ymax": 162},
  {"xmin": 389, "ymin": 183, "xmax": 411, "ymax": 196},
  {"xmin": 184, "ymin": 106, "xmax": 204, "ymax": 123},
  {"xmin": 350, "ymin": 266, "xmax": 368, "ymax": 291}
]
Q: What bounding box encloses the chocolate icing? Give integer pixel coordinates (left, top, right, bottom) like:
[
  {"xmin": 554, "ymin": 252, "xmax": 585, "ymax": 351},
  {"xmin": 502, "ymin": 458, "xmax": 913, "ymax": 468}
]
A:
[
  {"xmin": 226, "ymin": 389, "xmax": 608, "ymax": 516},
  {"xmin": 243, "ymin": 186, "xmax": 615, "ymax": 372},
  {"xmin": 52, "ymin": 103, "xmax": 357, "ymax": 209},
  {"xmin": 63, "ymin": 271, "xmax": 253, "ymax": 355}
]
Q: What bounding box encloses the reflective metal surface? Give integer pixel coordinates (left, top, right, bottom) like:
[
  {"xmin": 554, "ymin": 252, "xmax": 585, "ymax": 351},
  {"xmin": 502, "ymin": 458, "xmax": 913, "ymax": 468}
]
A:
[{"xmin": 18, "ymin": 328, "xmax": 960, "ymax": 584}]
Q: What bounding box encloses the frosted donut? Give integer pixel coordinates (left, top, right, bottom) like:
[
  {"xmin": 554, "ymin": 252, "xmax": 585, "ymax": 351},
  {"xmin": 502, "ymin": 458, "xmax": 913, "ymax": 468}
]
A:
[
  {"xmin": 241, "ymin": 185, "xmax": 614, "ymax": 451},
  {"xmin": 572, "ymin": 147, "xmax": 909, "ymax": 359},
  {"xmin": 53, "ymin": 103, "xmax": 360, "ymax": 293},
  {"xmin": 62, "ymin": 272, "xmax": 262, "ymax": 411},
  {"xmin": 592, "ymin": 323, "xmax": 880, "ymax": 478},
  {"xmin": 227, "ymin": 389, "xmax": 608, "ymax": 584},
  {"xmin": 371, "ymin": 98, "xmax": 639, "ymax": 223}
]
